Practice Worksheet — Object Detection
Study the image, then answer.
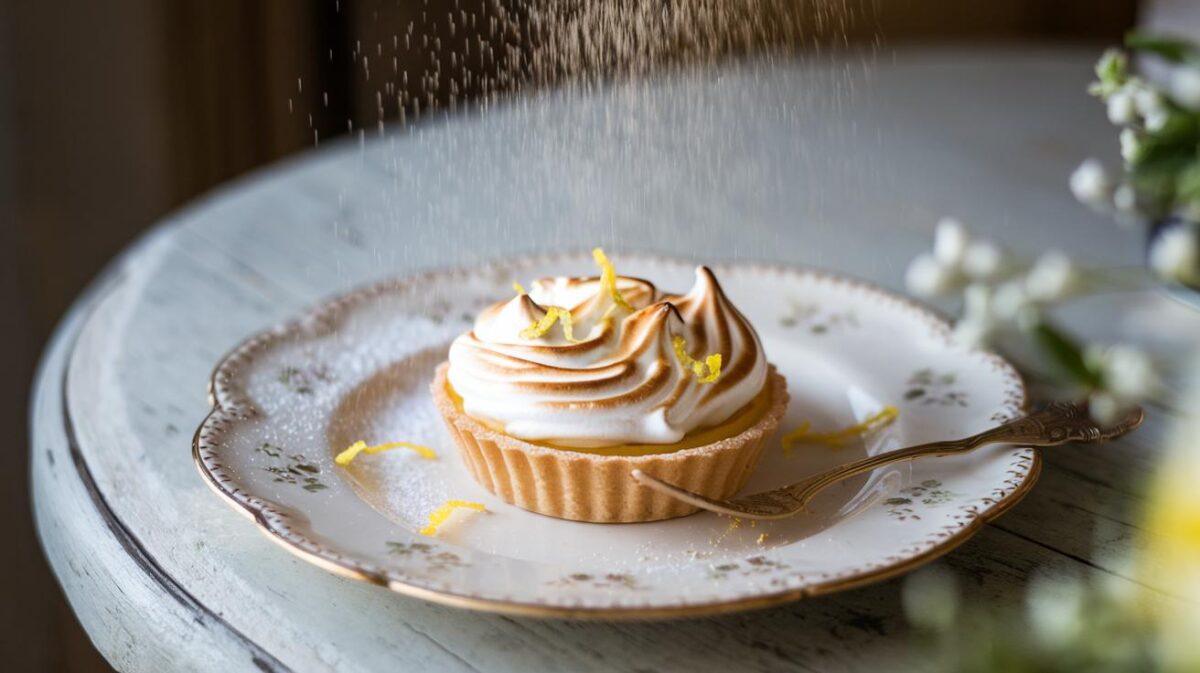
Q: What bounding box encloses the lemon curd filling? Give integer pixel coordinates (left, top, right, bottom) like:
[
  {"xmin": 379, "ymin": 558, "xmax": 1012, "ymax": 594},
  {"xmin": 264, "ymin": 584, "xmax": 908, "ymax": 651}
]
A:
[{"xmin": 445, "ymin": 380, "xmax": 774, "ymax": 457}]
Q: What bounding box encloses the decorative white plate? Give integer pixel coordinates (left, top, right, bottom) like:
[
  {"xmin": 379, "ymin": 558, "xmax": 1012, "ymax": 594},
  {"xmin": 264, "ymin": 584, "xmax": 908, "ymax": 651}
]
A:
[{"xmin": 195, "ymin": 253, "xmax": 1036, "ymax": 618}]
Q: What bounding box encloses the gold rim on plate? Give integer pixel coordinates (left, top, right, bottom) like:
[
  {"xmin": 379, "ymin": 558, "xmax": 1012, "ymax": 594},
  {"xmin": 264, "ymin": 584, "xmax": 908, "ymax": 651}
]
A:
[{"xmin": 193, "ymin": 251, "xmax": 1037, "ymax": 619}]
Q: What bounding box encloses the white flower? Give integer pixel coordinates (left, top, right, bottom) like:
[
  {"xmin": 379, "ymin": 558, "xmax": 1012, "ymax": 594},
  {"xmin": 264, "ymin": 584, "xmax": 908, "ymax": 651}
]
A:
[
  {"xmin": 1102, "ymin": 345, "xmax": 1158, "ymax": 400},
  {"xmin": 933, "ymin": 217, "xmax": 970, "ymax": 266},
  {"xmin": 952, "ymin": 283, "xmax": 994, "ymax": 347},
  {"xmin": 1025, "ymin": 251, "xmax": 1078, "ymax": 301},
  {"xmin": 1107, "ymin": 89, "xmax": 1137, "ymax": 124},
  {"xmin": 1086, "ymin": 344, "xmax": 1158, "ymax": 425},
  {"xmin": 1171, "ymin": 68, "xmax": 1200, "ymax": 111},
  {"xmin": 1112, "ymin": 184, "xmax": 1147, "ymax": 229},
  {"xmin": 1069, "ymin": 159, "xmax": 1111, "ymax": 209},
  {"xmin": 1026, "ymin": 573, "xmax": 1086, "ymax": 646},
  {"xmin": 991, "ymin": 280, "xmax": 1031, "ymax": 322},
  {"xmin": 1095, "ymin": 554, "xmax": 1140, "ymax": 606},
  {"xmin": 1124, "ymin": 80, "xmax": 1173, "ymax": 132},
  {"xmin": 952, "ymin": 320, "xmax": 991, "ymax": 348},
  {"xmin": 1088, "ymin": 391, "xmax": 1124, "ymax": 427},
  {"xmin": 905, "ymin": 253, "xmax": 957, "ymax": 297},
  {"xmin": 961, "ymin": 240, "xmax": 1006, "ymax": 280},
  {"xmin": 1119, "ymin": 128, "xmax": 1142, "ymax": 164},
  {"xmin": 1145, "ymin": 107, "xmax": 1171, "ymax": 133},
  {"xmin": 902, "ymin": 570, "xmax": 959, "ymax": 632},
  {"xmin": 1133, "ymin": 85, "xmax": 1165, "ymax": 118},
  {"xmin": 1113, "ymin": 183, "xmax": 1139, "ymax": 213},
  {"xmin": 1150, "ymin": 224, "xmax": 1200, "ymax": 285},
  {"xmin": 963, "ymin": 282, "xmax": 992, "ymax": 317}
]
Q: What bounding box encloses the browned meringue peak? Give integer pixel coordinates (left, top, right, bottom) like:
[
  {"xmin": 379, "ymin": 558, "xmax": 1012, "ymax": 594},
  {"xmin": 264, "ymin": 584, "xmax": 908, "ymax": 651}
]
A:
[
  {"xmin": 665, "ymin": 266, "xmax": 762, "ymax": 402},
  {"xmin": 528, "ymin": 275, "xmax": 657, "ymax": 318},
  {"xmin": 446, "ymin": 266, "xmax": 768, "ymax": 447}
]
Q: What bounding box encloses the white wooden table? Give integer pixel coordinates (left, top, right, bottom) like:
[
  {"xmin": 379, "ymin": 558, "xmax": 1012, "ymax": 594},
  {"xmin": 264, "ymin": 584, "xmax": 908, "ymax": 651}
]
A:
[{"xmin": 32, "ymin": 47, "xmax": 1200, "ymax": 672}]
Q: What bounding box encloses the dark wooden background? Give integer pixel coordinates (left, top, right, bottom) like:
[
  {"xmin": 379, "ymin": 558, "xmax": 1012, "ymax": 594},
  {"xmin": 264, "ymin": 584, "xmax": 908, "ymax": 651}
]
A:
[{"xmin": 0, "ymin": 1, "xmax": 1139, "ymax": 670}]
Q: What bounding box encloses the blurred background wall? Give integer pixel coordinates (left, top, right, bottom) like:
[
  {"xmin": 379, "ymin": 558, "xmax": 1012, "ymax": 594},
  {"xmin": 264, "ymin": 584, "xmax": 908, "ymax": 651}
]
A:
[{"xmin": 0, "ymin": 1, "xmax": 1141, "ymax": 670}]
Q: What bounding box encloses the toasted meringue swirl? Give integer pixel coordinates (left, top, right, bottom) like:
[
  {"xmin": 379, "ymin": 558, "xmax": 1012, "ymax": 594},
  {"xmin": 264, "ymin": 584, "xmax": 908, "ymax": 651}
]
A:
[{"xmin": 446, "ymin": 266, "xmax": 769, "ymax": 448}]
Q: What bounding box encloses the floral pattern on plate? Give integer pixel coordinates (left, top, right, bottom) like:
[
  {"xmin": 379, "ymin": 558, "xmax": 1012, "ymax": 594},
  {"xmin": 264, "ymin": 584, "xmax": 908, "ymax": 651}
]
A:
[{"xmin": 194, "ymin": 252, "xmax": 1035, "ymax": 618}]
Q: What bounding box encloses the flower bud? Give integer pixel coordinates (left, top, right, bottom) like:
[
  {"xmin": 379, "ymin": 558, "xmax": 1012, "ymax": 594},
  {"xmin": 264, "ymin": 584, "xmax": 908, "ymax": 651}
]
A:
[
  {"xmin": 1070, "ymin": 159, "xmax": 1111, "ymax": 209},
  {"xmin": 905, "ymin": 253, "xmax": 956, "ymax": 297},
  {"xmin": 1119, "ymin": 128, "xmax": 1142, "ymax": 164},
  {"xmin": 1133, "ymin": 86, "xmax": 1164, "ymax": 117},
  {"xmin": 961, "ymin": 240, "xmax": 1006, "ymax": 280},
  {"xmin": 933, "ymin": 217, "xmax": 969, "ymax": 266},
  {"xmin": 991, "ymin": 280, "xmax": 1031, "ymax": 321},
  {"xmin": 1025, "ymin": 251, "xmax": 1077, "ymax": 301},
  {"xmin": 1150, "ymin": 224, "xmax": 1200, "ymax": 286},
  {"xmin": 1171, "ymin": 68, "xmax": 1200, "ymax": 110},
  {"xmin": 1107, "ymin": 90, "xmax": 1136, "ymax": 124}
]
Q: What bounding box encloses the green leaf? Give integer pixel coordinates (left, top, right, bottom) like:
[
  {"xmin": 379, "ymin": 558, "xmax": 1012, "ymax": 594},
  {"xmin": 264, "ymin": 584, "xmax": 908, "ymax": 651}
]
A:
[
  {"xmin": 1125, "ymin": 31, "xmax": 1197, "ymax": 64},
  {"xmin": 1176, "ymin": 161, "xmax": 1200, "ymax": 205},
  {"xmin": 1131, "ymin": 144, "xmax": 1198, "ymax": 217},
  {"xmin": 1030, "ymin": 322, "xmax": 1102, "ymax": 388},
  {"xmin": 1148, "ymin": 109, "xmax": 1199, "ymax": 147},
  {"xmin": 1091, "ymin": 48, "xmax": 1129, "ymax": 96}
]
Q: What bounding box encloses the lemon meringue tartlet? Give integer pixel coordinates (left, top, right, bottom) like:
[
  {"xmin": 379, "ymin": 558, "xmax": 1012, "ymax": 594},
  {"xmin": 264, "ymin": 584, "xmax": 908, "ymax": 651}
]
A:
[{"xmin": 431, "ymin": 257, "xmax": 788, "ymax": 522}]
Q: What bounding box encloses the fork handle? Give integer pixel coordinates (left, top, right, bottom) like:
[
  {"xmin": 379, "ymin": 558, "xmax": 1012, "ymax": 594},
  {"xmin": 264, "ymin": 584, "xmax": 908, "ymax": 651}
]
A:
[
  {"xmin": 632, "ymin": 402, "xmax": 1142, "ymax": 520},
  {"xmin": 779, "ymin": 435, "xmax": 995, "ymax": 506},
  {"xmin": 780, "ymin": 401, "xmax": 1126, "ymax": 505}
]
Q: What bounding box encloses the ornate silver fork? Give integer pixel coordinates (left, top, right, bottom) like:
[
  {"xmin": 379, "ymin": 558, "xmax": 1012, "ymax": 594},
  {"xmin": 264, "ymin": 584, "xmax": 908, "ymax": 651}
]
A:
[{"xmin": 630, "ymin": 402, "xmax": 1144, "ymax": 520}]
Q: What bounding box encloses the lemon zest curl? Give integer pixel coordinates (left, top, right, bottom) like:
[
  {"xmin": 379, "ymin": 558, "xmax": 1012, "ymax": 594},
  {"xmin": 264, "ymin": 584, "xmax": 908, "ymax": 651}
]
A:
[
  {"xmin": 336, "ymin": 440, "xmax": 437, "ymax": 466},
  {"xmin": 672, "ymin": 335, "xmax": 722, "ymax": 384},
  {"xmin": 782, "ymin": 405, "xmax": 899, "ymax": 455},
  {"xmin": 420, "ymin": 500, "xmax": 487, "ymax": 536},
  {"xmin": 521, "ymin": 306, "xmax": 582, "ymax": 342},
  {"xmin": 593, "ymin": 247, "xmax": 634, "ymax": 312},
  {"xmin": 518, "ymin": 249, "xmax": 630, "ymax": 341}
]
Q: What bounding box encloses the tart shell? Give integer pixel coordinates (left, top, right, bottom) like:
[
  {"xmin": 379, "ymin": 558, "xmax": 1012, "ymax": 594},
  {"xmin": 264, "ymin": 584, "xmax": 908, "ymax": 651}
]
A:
[{"xmin": 431, "ymin": 363, "xmax": 789, "ymax": 523}]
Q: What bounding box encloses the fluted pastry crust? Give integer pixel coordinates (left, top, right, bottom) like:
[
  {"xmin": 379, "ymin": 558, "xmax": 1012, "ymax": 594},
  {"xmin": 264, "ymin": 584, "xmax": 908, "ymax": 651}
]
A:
[{"xmin": 432, "ymin": 362, "xmax": 788, "ymax": 522}]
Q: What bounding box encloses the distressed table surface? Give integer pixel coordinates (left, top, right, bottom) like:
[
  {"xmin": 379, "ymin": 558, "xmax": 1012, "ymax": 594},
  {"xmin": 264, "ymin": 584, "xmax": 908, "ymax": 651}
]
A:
[{"xmin": 32, "ymin": 47, "xmax": 1200, "ymax": 672}]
